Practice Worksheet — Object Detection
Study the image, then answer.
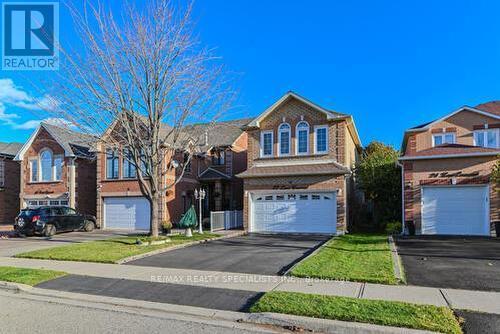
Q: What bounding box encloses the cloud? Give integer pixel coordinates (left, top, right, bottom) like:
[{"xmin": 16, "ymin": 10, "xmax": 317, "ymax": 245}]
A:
[
  {"xmin": 12, "ymin": 117, "xmax": 73, "ymax": 130},
  {"xmin": 0, "ymin": 78, "xmax": 62, "ymax": 129}
]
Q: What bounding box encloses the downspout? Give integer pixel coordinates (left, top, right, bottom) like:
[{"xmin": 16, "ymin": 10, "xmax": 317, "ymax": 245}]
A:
[
  {"xmin": 68, "ymin": 157, "xmax": 76, "ymax": 209},
  {"xmin": 395, "ymin": 160, "xmax": 405, "ymax": 235}
]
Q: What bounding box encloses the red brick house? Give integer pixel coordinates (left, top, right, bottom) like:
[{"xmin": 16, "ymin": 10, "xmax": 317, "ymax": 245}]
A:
[
  {"xmin": 14, "ymin": 122, "xmax": 97, "ymax": 215},
  {"xmin": 400, "ymin": 102, "xmax": 500, "ymax": 236},
  {"xmin": 238, "ymin": 92, "xmax": 362, "ymax": 234},
  {"xmin": 0, "ymin": 142, "xmax": 22, "ymax": 224},
  {"xmin": 95, "ymin": 119, "xmax": 249, "ymax": 231}
]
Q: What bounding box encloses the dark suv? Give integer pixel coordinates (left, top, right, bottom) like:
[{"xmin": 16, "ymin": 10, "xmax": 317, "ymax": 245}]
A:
[{"xmin": 14, "ymin": 206, "xmax": 97, "ymax": 237}]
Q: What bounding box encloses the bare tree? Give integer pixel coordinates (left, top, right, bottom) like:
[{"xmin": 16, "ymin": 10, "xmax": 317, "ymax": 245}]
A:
[{"xmin": 39, "ymin": 0, "xmax": 234, "ymax": 237}]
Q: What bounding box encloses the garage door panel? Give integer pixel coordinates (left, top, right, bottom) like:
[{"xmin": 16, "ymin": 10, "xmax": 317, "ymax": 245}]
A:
[
  {"xmin": 251, "ymin": 192, "xmax": 336, "ymax": 234},
  {"xmin": 104, "ymin": 197, "xmax": 150, "ymax": 231},
  {"xmin": 422, "ymin": 186, "xmax": 488, "ymax": 236}
]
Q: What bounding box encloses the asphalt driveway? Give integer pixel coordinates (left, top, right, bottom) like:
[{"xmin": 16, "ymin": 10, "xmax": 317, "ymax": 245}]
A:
[
  {"xmin": 0, "ymin": 230, "xmax": 127, "ymax": 257},
  {"xmin": 396, "ymin": 236, "xmax": 500, "ymax": 292},
  {"xmin": 128, "ymin": 233, "xmax": 330, "ymax": 275}
]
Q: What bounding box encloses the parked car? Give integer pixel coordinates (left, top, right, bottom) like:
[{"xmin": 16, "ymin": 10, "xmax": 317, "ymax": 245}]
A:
[{"xmin": 14, "ymin": 206, "xmax": 97, "ymax": 237}]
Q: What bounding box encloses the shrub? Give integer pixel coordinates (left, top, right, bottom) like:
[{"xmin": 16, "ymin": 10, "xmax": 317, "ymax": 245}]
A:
[
  {"xmin": 161, "ymin": 220, "xmax": 172, "ymax": 232},
  {"xmin": 385, "ymin": 221, "xmax": 402, "ymax": 235}
]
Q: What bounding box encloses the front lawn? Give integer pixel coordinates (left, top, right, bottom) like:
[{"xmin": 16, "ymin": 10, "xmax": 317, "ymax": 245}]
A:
[
  {"xmin": 15, "ymin": 233, "xmax": 220, "ymax": 263},
  {"xmin": 251, "ymin": 291, "xmax": 462, "ymax": 334},
  {"xmin": 290, "ymin": 234, "xmax": 398, "ymax": 284},
  {"xmin": 0, "ymin": 266, "xmax": 66, "ymax": 286}
]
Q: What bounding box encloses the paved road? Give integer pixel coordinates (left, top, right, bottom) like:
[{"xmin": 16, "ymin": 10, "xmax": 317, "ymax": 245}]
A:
[
  {"xmin": 456, "ymin": 310, "xmax": 500, "ymax": 334},
  {"xmin": 0, "ymin": 291, "xmax": 279, "ymax": 334},
  {"xmin": 396, "ymin": 236, "xmax": 500, "ymax": 291},
  {"xmin": 129, "ymin": 233, "xmax": 330, "ymax": 275},
  {"xmin": 0, "ymin": 230, "xmax": 128, "ymax": 257}
]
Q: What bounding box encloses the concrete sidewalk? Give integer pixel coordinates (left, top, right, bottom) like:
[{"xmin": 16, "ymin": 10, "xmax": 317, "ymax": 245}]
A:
[{"xmin": 2, "ymin": 256, "xmax": 500, "ymax": 314}]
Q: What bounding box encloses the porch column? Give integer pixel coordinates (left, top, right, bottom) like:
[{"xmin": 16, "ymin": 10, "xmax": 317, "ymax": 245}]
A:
[
  {"xmin": 214, "ymin": 181, "xmax": 222, "ymax": 211},
  {"xmin": 68, "ymin": 158, "xmax": 76, "ymax": 208}
]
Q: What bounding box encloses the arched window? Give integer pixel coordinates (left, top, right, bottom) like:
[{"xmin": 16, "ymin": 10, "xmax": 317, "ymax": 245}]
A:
[
  {"xmin": 278, "ymin": 123, "xmax": 291, "ymax": 156},
  {"xmin": 40, "ymin": 149, "xmax": 53, "ymax": 182},
  {"xmin": 296, "ymin": 121, "xmax": 309, "ymax": 155}
]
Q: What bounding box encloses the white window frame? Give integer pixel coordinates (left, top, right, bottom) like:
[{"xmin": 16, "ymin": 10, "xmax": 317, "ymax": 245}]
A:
[
  {"xmin": 29, "ymin": 159, "xmax": 38, "ymax": 182},
  {"xmin": 53, "ymin": 155, "xmax": 63, "ymax": 181},
  {"xmin": 260, "ymin": 130, "xmax": 274, "ymax": 158},
  {"xmin": 473, "ymin": 129, "xmax": 500, "ymax": 148},
  {"xmin": 39, "ymin": 149, "xmax": 53, "ymax": 182},
  {"xmin": 278, "ymin": 123, "xmax": 291, "ymax": 156},
  {"xmin": 314, "ymin": 125, "xmax": 329, "ymax": 154},
  {"xmin": 432, "ymin": 132, "xmax": 455, "ymax": 147},
  {"xmin": 295, "ymin": 121, "xmax": 310, "ymax": 155}
]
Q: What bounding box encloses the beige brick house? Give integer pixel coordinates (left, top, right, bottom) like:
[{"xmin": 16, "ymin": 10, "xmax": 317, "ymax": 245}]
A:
[
  {"xmin": 238, "ymin": 92, "xmax": 362, "ymax": 234},
  {"xmin": 14, "ymin": 122, "xmax": 97, "ymax": 216},
  {"xmin": 400, "ymin": 101, "xmax": 500, "ymax": 236}
]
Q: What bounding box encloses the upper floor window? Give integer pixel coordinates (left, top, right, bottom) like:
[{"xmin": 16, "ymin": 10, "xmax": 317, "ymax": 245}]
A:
[
  {"xmin": 106, "ymin": 149, "xmax": 119, "ymax": 179},
  {"xmin": 260, "ymin": 130, "xmax": 273, "ymax": 157},
  {"xmin": 314, "ymin": 125, "xmax": 329, "ymax": 154},
  {"xmin": 212, "ymin": 150, "xmax": 225, "ymax": 165},
  {"xmin": 278, "ymin": 123, "xmax": 291, "ymax": 156},
  {"xmin": 474, "ymin": 129, "xmax": 499, "ymax": 148},
  {"xmin": 184, "ymin": 153, "xmax": 192, "ymax": 172},
  {"xmin": 30, "ymin": 149, "xmax": 63, "ymax": 182},
  {"xmin": 122, "ymin": 148, "xmax": 136, "ymax": 178},
  {"xmin": 432, "ymin": 132, "xmax": 455, "ymax": 146},
  {"xmin": 296, "ymin": 121, "xmax": 309, "ymax": 155}
]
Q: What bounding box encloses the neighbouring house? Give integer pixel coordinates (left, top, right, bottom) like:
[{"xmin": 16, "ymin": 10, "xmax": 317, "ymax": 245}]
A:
[
  {"xmin": 14, "ymin": 122, "xmax": 98, "ymax": 215},
  {"xmin": 237, "ymin": 91, "xmax": 362, "ymax": 234},
  {"xmin": 0, "ymin": 142, "xmax": 22, "ymax": 224},
  {"xmin": 95, "ymin": 118, "xmax": 249, "ymax": 231},
  {"xmin": 400, "ymin": 101, "xmax": 500, "ymax": 236}
]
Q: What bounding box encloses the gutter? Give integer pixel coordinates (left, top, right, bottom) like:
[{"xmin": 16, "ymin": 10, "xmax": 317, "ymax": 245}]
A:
[{"xmin": 395, "ymin": 161, "xmax": 405, "ymax": 236}]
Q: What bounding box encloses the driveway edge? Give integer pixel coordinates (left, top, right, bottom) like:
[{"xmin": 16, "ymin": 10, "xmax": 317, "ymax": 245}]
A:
[
  {"xmin": 282, "ymin": 235, "xmax": 333, "ymax": 276},
  {"xmin": 0, "ymin": 281, "xmax": 435, "ymax": 334},
  {"xmin": 116, "ymin": 230, "xmax": 247, "ymax": 264},
  {"xmin": 388, "ymin": 235, "xmax": 406, "ymax": 283}
]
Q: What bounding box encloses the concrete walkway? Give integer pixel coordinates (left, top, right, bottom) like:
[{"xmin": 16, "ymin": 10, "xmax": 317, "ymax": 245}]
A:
[{"xmin": 2, "ymin": 256, "xmax": 500, "ymax": 314}]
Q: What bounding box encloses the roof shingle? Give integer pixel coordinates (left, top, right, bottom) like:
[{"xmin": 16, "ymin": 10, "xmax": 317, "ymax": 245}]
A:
[
  {"xmin": 0, "ymin": 142, "xmax": 23, "ymax": 157},
  {"xmin": 403, "ymin": 144, "xmax": 499, "ymax": 158},
  {"xmin": 237, "ymin": 163, "xmax": 350, "ymax": 178},
  {"xmin": 474, "ymin": 101, "xmax": 500, "ymax": 116}
]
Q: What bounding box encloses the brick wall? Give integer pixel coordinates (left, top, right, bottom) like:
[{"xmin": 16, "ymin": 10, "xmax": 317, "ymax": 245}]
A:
[
  {"xmin": 0, "ymin": 158, "xmax": 20, "ymax": 224},
  {"xmin": 75, "ymin": 158, "xmax": 97, "ymax": 216}
]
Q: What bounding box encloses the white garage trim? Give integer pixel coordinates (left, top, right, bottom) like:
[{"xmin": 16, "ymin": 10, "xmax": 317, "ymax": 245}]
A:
[
  {"xmin": 103, "ymin": 196, "xmax": 151, "ymax": 231},
  {"xmin": 421, "ymin": 185, "xmax": 490, "ymax": 236},
  {"xmin": 249, "ymin": 189, "xmax": 338, "ymax": 234}
]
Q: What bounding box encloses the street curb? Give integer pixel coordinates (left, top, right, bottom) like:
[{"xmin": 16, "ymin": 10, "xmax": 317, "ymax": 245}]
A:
[
  {"xmin": 116, "ymin": 230, "xmax": 247, "ymax": 264},
  {"xmin": 282, "ymin": 235, "xmax": 334, "ymax": 276},
  {"xmin": 0, "ymin": 281, "xmax": 436, "ymax": 334},
  {"xmin": 388, "ymin": 235, "xmax": 406, "ymax": 284}
]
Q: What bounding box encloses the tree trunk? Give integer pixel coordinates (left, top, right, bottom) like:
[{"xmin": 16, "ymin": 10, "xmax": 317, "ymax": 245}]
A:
[{"xmin": 150, "ymin": 194, "xmax": 160, "ymax": 238}]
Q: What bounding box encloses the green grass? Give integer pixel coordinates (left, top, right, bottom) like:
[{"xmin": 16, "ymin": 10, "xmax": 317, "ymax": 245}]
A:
[
  {"xmin": 0, "ymin": 266, "xmax": 66, "ymax": 286},
  {"xmin": 15, "ymin": 233, "xmax": 220, "ymax": 263},
  {"xmin": 250, "ymin": 291, "xmax": 462, "ymax": 334},
  {"xmin": 290, "ymin": 234, "xmax": 397, "ymax": 284}
]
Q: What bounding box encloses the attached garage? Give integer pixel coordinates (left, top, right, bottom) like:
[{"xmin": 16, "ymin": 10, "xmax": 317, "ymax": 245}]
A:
[
  {"xmin": 250, "ymin": 192, "xmax": 337, "ymax": 234},
  {"xmin": 103, "ymin": 197, "xmax": 150, "ymax": 230},
  {"xmin": 421, "ymin": 186, "xmax": 490, "ymax": 236}
]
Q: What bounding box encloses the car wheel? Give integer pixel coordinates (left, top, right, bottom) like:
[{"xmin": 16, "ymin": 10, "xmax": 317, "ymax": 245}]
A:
[
  {"xmin": 43, "ymin": 224, "xmax": 56, "ymax": 237},
  {"xmin": 83, "ymin": 220, "xmax": 95, "ymax": 232}
]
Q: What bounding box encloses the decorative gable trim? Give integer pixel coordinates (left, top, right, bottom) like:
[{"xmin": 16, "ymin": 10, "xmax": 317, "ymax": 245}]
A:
[
  {"xmin": 247, "ymin": 91, "xmax": 346, "ymax": 128},
  {"xmin": 14, "ymin": 124, "xmax": 74, "ymax": 161}
]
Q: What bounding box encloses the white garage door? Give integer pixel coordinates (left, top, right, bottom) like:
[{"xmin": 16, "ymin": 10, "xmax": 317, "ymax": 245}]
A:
[
  {"xmin": 104, "ymin": 197, "xmax": 150, "ymax": 230},
  {"xmin": 251, "ymin": 192, "xmax": 336, "ymax": 234},
  {"xmin": 421, "ymin": 186, "xmax": 489, "ymax": 236}
]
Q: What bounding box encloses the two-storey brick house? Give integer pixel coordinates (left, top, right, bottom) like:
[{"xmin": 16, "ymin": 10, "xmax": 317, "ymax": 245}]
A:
[
  {"xmin": 14, "ymin": 122, "xmax": 97, "ymax": 215},
  {"xmin": 0, "ymin": 142, "xmax": 22, "ymax": 224},
  {"xmin": 238, "ymin": 92, "xmax": 362, "ymax": 234},
  {"xmin": 95, "ymin": 119, "xmax": 249, "ymax": 231},
  {"xmin": 400, "ymin": 102, "xmax": 500, "ymax": 236}
]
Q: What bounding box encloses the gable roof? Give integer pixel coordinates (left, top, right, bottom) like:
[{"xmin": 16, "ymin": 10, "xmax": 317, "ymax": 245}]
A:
[
  {"xmin": 474, "ymin": 101, "xmax": 500, "ymax": 116},
  {"xmin": 246, "ymin": 91, "xmax": 362, "ymax": 149},
  {"xmin": 247, "ymin": 91, "xmax": 347, "ymax": 128},
  {"xmin": 182, "ymin": 118, "xmax": 253, "ymax": 152},
  {"xmin": 198, "ymin": 167, "xmax": 231, "ymax": 180},
  {"xmin": 0, "ymin": 142, "xmax": 23, "ymax": 157},
  {"xmin": 15, "ymin": 122, "xmax": 98, "ymax": 161}
]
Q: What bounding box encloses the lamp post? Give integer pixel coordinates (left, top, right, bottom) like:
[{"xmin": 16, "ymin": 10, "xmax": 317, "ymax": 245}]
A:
[{"xmin": 194, "ymin": 188, "xmax": 206, "ymax": 234}]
